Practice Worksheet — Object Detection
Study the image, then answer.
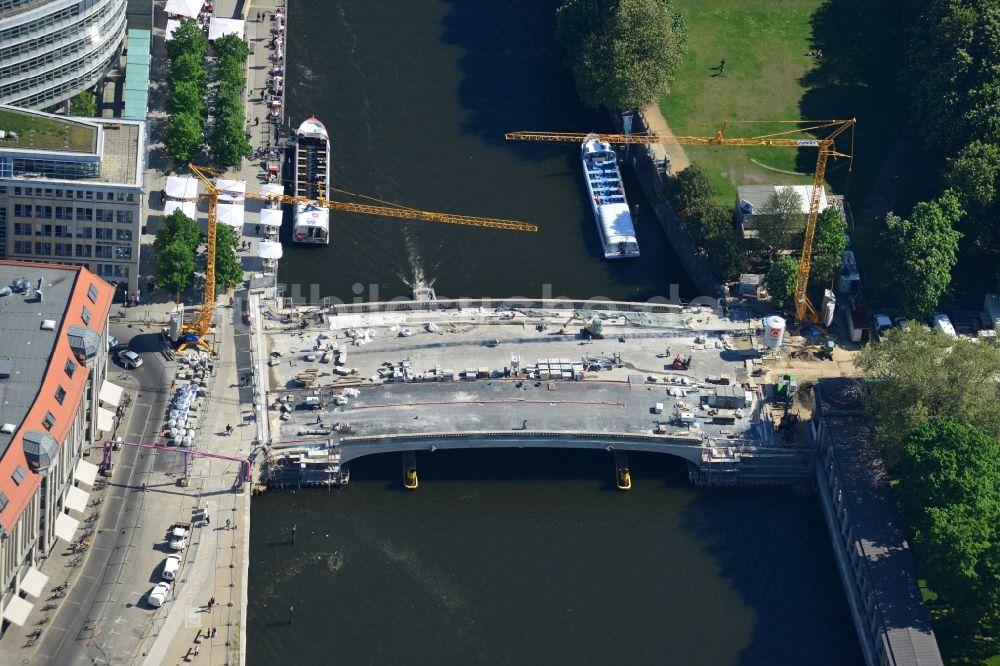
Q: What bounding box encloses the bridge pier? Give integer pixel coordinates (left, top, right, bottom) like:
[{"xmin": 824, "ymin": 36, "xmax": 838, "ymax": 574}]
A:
[
  {"xmin": 402, "ymin": 451, "xmax": 418, "ymax": 490},
  {"xmin": 613, "ymin": 449, "xmax": 631, "ymax": 490}
]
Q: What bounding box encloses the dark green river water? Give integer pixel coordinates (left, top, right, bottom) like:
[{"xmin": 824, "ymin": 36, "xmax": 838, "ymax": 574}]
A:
[{"xmin": 247, "ymin": 2, "xmax": 862, "ymax": 664}]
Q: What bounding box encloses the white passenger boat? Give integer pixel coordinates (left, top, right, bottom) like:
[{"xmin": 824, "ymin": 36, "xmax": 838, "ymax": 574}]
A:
[
  {"xmin": 581, "ymin": 133, "xmax": 639, "ymax": 258},
  {"xmin": 292, "ymin": 117, "xmax": 330, "ymax": 244}
]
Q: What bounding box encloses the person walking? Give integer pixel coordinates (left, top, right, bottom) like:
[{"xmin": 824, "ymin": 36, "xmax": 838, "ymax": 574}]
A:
[
  {"xmin": 255, "ymin": 224, "xmax": 261, "ymax": 235},
  {"xmin": 718, "ymin": 58, "xmax": 726, "ymax": 75},
  {"xmin": 225, "ymin": 424, "xmax": 233, "ymax": 435}
]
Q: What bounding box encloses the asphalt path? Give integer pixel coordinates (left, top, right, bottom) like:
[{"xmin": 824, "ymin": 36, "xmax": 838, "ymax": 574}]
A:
[{"xmin": 40, "ymin": 325, "xmax": 177, "ymax": 666}]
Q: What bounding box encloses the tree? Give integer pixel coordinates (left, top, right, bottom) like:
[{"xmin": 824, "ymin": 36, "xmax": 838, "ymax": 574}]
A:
[
  {"xmin": 896, "ymin": 418, "xmax": 1000, "ymax": 629},
  {"xmin": 154, "ymin": 209, "xmax": 201, "ymax": 256},
  {"xmin": 208, "ymin": 109, "xmax": 250, "ymax": 166},
  {"xmin": 213, "ymin": 223, "xmax": 243, "ymax": 290},
  {"xmin": 155, "ymin": 239, "xmax": 196, "ymax": 303},
  {"xmin": 943, "ymin": 140, "xmax": 1000, "ymax": 251},
  {"xmin": 665, "ymin": 164, "xmax": 713, "ymax": 216},
  {"xmin": 555, "ymin": 0, "xmax": 687, "ymax": 109},
  {"xmin": 855, "ymin": 326, "xmax": 1000, "ymax": 462},
  {"xmin": 165, "ymin": 112, "xmax": 203, "ymax": 162},
  {"xmin": 213, "ymin": 34, "xmax": 250, "ymax": 64},
  {"xmin": 69, "ymin": 91, "xmax": 96, "ymax": 117},
  {"xmin": 166, "ymin": 19, "xmax": 208, "ymax": 62},
  {"xmin": 704, "ymin": 228, "xmax": 747, "ymax": 279},
  {"xmin": 810, "ymin": 207, "xmax": 847, "ymax": 288},
  {"xmin": 755, "ymin": 187, "xmax": 804, "ymax": 253},
  {"xmin": 167, "ymin": 80, "xmax": 204, "ymax": 117},
  {"xmin": 169, "ymin": 53, "xmax": 208, "ymax": 89},
  {"xmin": 764, "ymin": 256, "xmax": 798, "ymax": 307},
  {"xmin": 882, "ymin": 192, "xmax": 963, "ymax": 319}
]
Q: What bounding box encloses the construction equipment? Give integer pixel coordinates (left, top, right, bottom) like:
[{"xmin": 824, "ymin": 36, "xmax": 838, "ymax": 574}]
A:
[
  {"xmin": 777, "ymin": 374, "xmax": 797, "ymax": 405},
  {"xmin": 179, "ymin": 164, "xmax": 539, "ymax": 352},
  {"xmin": 671, "ymin": 354, "xmax": 692, "ymax": 370},
  {"xmin": 506, "ymin": 119, "xmax": 856, "ymax": 324},
  {"xmin": 558, "ymin": 312, "xmax": 580, "ymax": 334}
]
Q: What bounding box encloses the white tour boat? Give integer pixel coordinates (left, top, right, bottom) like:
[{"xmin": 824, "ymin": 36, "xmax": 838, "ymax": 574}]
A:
[
  {"xmin": 581, "ymin": 133, "xmax": 639, "ymax": 258},
  {"xmin": 292, "ymin": 117, "xmax": 330, "ymax": 244}
]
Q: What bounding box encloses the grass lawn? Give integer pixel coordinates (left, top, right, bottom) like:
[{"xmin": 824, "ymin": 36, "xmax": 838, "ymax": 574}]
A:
[
  {"xmin": 661, "ymin": 0, "xmax": 824, "ymax": 203},
  {"xmin": 0, "ymin": 108, "xmax": 96, "ymax": 153}
]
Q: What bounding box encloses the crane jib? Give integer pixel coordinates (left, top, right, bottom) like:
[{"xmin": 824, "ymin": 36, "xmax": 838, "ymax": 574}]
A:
[{"xmin": 796, "ymin": 140, "xmax": 819, "ymax": 146}]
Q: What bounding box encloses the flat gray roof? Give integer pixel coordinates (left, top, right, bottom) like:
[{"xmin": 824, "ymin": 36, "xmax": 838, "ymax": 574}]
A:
[
  {"xmin": 816, "ymin": 379, "xmax": 943, "ymax": 666},
  {"xmin": 0, "ymin": 265, "xmax": 77, "ymax": 459},
  {"xmin": 95, "ymin": 120, "xmax": 142, "ymax": 186}
]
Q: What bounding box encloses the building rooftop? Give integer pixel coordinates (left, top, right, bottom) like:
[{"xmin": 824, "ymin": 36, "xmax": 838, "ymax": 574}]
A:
[
  {"xmin": 0, "ymin": 264, "xmax": 77, "ymax": 459},
  {"xmin": 736, "ymin": 184, "xmax": 829, "ymax": 215},
  {"xmin": 815, "ymin": 378, "xmax": 944, "ymax": 666},
  {"xmin": 95, "ymin": 120, "xmax": 142, "ymax": 185},
  {"xmin": 0, "ymin": 107, "xmax": 97, "ymax": 154}
]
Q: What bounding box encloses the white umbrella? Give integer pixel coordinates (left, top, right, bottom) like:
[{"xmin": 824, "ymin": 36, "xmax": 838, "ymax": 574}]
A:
[
  {"xmin": 209, "ymin": 17, "xmax": 245, "ymax": 41},
  {"xmin": 164, "ymin": 200, "xmax": 197, "ymax": 219},
  {"xmin": 258, "ymin": 208, "xmax": 283, "ymax": 228},
  {"xmin": 165, "ymin": 175, "xmax": 198, "ymax": 200},
  {"xmin": 257, "ymin": 241, "xmax": 283, "ymax": 259},
  {"xmin": 165, "ymin": 0, "xmax": 201, "ymax": 18},
  {"xmin": 217, "ymin": 202, "xmax": 245, "ymax": 229}
]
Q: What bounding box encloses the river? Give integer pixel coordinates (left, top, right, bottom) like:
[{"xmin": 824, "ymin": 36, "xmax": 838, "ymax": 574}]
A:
[{"xmin": 247, "ymin": 1, "xmax": 863, "ymax": 664}]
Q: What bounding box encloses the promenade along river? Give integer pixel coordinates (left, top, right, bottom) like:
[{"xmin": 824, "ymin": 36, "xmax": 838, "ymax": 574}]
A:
[{"xmin": 248, "ymin": 1, "xmax": 863, "ymax": 664}]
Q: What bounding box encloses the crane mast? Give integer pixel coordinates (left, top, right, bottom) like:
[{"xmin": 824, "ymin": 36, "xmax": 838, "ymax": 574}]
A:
[{"xmin": 505, "ymin": 119, "xmax": 856, "ymax": 323}]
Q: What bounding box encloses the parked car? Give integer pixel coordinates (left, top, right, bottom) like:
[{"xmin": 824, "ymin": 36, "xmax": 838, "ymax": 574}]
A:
[
  {"xmin": 148, "ymin": 581, "xmax": 171, "ymax": 608},
  {"xmin": 928, "ymin": 313, "xmax": 958, "ymax": 339},
  {"xmin": 162, "ymin": 554, "xmax": 182, "ymax": 581},
  {"xmin": 871, "ymin": 314, "xmax": 892, "ymax": 340},
  {"xmin": 168, "ymin": 522, "xmax": 190, "ymax": 551},
  {"xmin": 117, "ymin": 349, "xmax": 143, "ymax": 368},
  {"xmin": 108, "ymin": 335, "xmax": 119, "ymax": 350}
]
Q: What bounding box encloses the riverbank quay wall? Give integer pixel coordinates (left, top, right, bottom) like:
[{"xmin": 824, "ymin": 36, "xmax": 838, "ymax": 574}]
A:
[{"xmin": 812, "ymin": 378, "xmax": 943, "ymax": 666}]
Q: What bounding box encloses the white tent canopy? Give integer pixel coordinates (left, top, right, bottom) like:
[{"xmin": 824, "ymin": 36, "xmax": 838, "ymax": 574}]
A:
[
  {"xmin": 258, "ymin": 208, "xmax": 283, "ymax": 228},
  {"xmin": 20, "ymin": 566, "xmax": 48, "ymax": 598},
  {"xmin": 261, "ymin": 183, "xmax": 284, "ymax": 197},
  {"xmin": 216, "ymin": 179, "xmax": 246, "ymax": 203},
  {"xmin": 53, "ymin": 512, "xmax": 80, "ymax": 543},
  {"xmin": 2, "ymin": 595, "xmax": 32, "ymax": 626},
  {"xmin": 217, "ymin": 202, "xmax": 245, "ymax": 229},
  {"xmin": 164, "ymin": 200, "xmax": 197, "ymax": 219},
  {"xmin": 257, "ymin": 241, "xmax": 283, "ymax": 259},
  {"xmin": 209, "ymin": 17, "xmax": 245, "ymax": 41},
  {"xmin": 165, "ymin": 175, "xmax": 198, "ymax": 200},
  {"xmin": 99, "ymin": 380, "xmax": 124, "ymax": 407},
  {"xmin": 75, "ymin": 459, "xmax": 99, "ymax": 487},
  {"xmin": 96, "ymin": 407, "xmax": 115, "ymax": 433},
  {"xmin": 64, "ymin": 485, "xmax": 89, "ymax": 514},
  {"xmin": 165, "ymin": 0, "xmax": 201, "ymax": 19},
  {"xmin": 165, "ymin": 19, "xmax": 182, "ymax": 40}
]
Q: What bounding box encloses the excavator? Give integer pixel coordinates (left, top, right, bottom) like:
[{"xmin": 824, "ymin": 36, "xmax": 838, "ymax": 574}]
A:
[
  {"xmin": 176, "ymin": 164, "xmax": 538, "ymax": 352},
  {"xmin": 505, "ymin": 119, "xmax": 856, "ymax": 326}
]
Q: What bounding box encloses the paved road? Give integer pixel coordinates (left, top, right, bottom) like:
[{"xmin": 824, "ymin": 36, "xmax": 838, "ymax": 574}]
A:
[{"xmin": 39, "ymin": 325, "xmax": 178, "ymax": 666}]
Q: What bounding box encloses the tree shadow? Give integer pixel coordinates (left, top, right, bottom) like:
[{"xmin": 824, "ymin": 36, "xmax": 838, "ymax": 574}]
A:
[
  {"xmin": 439, "ymin": 0, "xmax": 610, "ymax": 161},
  {"xmin": 796, "ymin": 0, "xmax": 933, "ymax": 215},
  {"xmin": 679, "ymin": 487, "xmax": 866, "ymax": 665}
]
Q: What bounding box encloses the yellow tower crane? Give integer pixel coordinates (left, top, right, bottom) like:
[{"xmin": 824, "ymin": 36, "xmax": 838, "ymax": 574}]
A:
[
  {"xmin": 505, "ymin": 119, "xmax": 856, "ymax": 324},
  {"xmin": 180, "ymin": 163, "xmax": 537, "ymax": 351}
]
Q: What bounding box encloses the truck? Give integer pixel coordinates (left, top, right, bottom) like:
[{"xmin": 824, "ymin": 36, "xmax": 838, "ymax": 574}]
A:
[{"xmin": 168, "ymin": 522, "xmax": 191, "ymax": 551}]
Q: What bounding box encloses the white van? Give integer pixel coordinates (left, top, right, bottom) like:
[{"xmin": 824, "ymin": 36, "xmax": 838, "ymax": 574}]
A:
[
  {"xmin": 929, "ymin": 313, "xmax": 957, "ymax": 339},
  {"xmin": 162, "ymin": 554, "xmax": 181, "ymax": 581}
]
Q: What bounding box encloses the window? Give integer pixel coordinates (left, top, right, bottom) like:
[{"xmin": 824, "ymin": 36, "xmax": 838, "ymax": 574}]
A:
[
  {"xmin": 64, "ymin": 358, "xmax": 76, "ymax": 377},
  {"xmin": 55, "ymin": 207, "xmax": 72, "ymax": 220},
  {"xmin": 95, "ymin": 227, "xmax": 113, "ymax": 240},
  {"xmin": 13, "ymin": 203, "xmax": 30, "ymax": 217},
  {"xmin": 42, "ymin": 411, "xmax": 55, "ymax": 430},
  {"xmin": 87, "ymin": 283, "xmax": 98, "ymax": 303},
  {"xmin": 34, "ymin": 224, "xmax": 51, "ymax": 236},
  {"xmin": 96, "ymin": 191, "xmax": 104, "ymax": 201},
  {"xmin": 54, "ymin": 243, "xmax": 72, "ymax": 257},
  {"xmin": 95, "ymin": 244, "xmax": 112, "ymax": 259},
  {"xmin": 115, "ymin": 228, "xmax": 132, "ymax": 242},
  {"xmin": 116, "ymin": 192, "xmax": 125, "ymax": 202},
  {"xmin": 81, "ymin": 305, "xmax": 91, "ymax": 325},
  {"xmin": 116, "ymin": 210, "xmax": 134, "ymax": 224},
  {"xmin": 55, "ymin": 385, "xmax": 66, "ymax": 404},
  {"xmin": 75, "ymin": 208, "xmax": 93, "ymax": 221},
  {"xmin": 35, "ymin": 205, "xmax": 52, "ymax": 219},
  {"xmin": 13, "ymin": 186, "xmax": 21, "ymax": 195},
  {"xmin": 84, "ymin": 191, "xmax": 93, "ymax": 200},
  {"xmin": 74, "ymin": 244, "xmax": 92, "ymax": 258},
  {"xmin": 126, "ymin": 194, "xmax": 135, "ymax": 202},
  {"xmin": 34, "ymin": 242, "xmax": 51, "ymax": 255},
  {"xmin": 75, "ymin": 227, "xmax": 92, "ymax": 239},
  {"xmin": 13, "ymin": 240, "xmax": 30, "ymax": 253},
  {"xmin": 54, "ymin": 225, "xmax": 69, "ymax": 237},
  {"xmin": 13, "ymin": 222, "xmax": 30, "ymax": 235},
  {"xmin": 0, "ymin": 491, "xmax": 8, "ymax": 513},
  {"xmin": 11, "ymin": 465, "xmax": 25, "ymax": 486},
  {"xmin": 95, "ymin": 209, "xmax": 114, "ymax": 223}
]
